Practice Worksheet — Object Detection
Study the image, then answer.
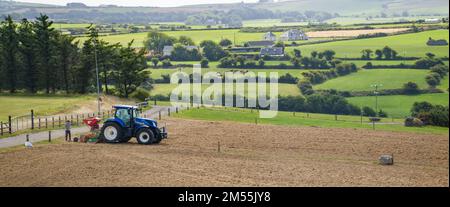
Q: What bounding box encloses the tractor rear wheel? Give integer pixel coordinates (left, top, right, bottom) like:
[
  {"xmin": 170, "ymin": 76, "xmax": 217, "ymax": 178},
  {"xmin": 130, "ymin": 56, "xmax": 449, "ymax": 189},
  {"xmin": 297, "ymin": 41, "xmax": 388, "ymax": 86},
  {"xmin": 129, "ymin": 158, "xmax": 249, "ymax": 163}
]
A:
[
  {"xmin": 136, "ymin": 128, "xmax": 159, "ymax": 145},
  {"xmin": 100, "ymin": 122, "xmax": 123, "ymax": 143}
]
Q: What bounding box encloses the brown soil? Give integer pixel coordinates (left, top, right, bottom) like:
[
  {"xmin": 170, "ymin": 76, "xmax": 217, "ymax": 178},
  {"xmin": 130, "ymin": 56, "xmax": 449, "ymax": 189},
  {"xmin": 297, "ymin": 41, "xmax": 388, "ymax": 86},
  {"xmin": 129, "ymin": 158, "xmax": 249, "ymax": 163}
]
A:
[
  {"xmin": 0, "ymin": 118, "xmax": 448, "ymax": 187},
  {"xmin": 306, "ymin": 28, "xmax": 410, "ymax": 38}
]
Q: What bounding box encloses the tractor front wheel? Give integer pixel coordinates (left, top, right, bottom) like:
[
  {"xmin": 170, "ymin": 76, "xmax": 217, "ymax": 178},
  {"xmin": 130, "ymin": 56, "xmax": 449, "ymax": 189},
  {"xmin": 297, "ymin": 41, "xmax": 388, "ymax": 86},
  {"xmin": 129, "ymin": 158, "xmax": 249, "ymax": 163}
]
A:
[
  {"xmin": 136, "ymin": 128, "xmax": 159, "ymax": 145},
  {"xmin": 100, "ymin": 122, "xmax": 123, "ymax": 143}
]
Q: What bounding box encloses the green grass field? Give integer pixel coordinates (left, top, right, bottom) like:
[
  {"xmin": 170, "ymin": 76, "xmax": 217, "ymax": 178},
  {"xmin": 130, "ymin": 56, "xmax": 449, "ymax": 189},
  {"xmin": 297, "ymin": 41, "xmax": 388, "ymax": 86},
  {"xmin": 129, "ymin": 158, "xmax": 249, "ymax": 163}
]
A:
[
  {"xmin": 0, "ymin": 95, "xmax": 93, "ymax": 121},
  {"xmin": 314, "ymin": 69, "xmax": 430, "ymax": 91},
  {"xmin": 173, "ymin": 107, "xmax": 448, "ymax": 134},
  {"xmin": 287, "ymin": 30, "xmax": 449, "ymax": 58},
  {"xmin": 149, "ymin": 83, "xmax": 300, "ymax": 97},
  {"xmin": 347, "ymin": 93, "xmax": 449, "ymax": 118}
]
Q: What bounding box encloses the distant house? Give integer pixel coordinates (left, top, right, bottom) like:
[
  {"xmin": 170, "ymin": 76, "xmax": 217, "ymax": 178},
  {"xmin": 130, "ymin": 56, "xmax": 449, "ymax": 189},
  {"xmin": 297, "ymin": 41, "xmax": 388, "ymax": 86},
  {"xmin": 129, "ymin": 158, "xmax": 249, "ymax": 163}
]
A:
[
  {"xmin": 228, "ymin": 47, "xmax": 261, "ymax": 53},
  {"xmin": 163, "ymin": 46, "xmax": 174, "ymax": 56},
  {"xmin": 263, "ymin": 32, "xmax": 277, "ymax": 41},
  {"xmin": 247, "ymin": 40, "xmax": 275, "ymax": 47},
  {"xmin": 260, "ymin": 47, "xmax": 284, "ymax": 57},
  {"xmin": 279, "ymin": 29, "xmax": 308, "ymax": 41},
  {"xmin": 427, "ymin": 37, "xmax": 448, "ymax": 46},
  {"xmin": 163, "ymin": 45, "xmax": 199, "ymax": 56},
  {"xmin": 424, "ymin": 18, "xmax": 441, "ymax": 24}
]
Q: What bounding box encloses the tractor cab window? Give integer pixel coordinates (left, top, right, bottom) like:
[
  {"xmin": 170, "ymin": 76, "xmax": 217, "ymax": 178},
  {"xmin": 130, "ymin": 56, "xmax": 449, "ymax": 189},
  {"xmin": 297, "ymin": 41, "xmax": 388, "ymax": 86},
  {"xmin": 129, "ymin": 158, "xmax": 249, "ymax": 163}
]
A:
[
  {"xmin": 116, "ymin": 108, "xmax": 131, "ymax": 127},
  {"xmin": 133, "ymin": 109, "xmax": 141, "ymax": 118}
]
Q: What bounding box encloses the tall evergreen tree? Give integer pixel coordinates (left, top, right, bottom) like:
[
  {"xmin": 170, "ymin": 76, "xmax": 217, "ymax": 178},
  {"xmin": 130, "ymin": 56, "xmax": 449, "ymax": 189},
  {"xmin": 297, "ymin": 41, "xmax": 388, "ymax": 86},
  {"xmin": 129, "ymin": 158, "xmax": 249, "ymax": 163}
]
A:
[
  {"xmin": 18, "ymin": 18, "xmax": 39, "ymax": 93},
  {"xmin": 0, "ymin": 16, "xmax": 20, "ymax": 93},
  {"xmin": 55, "ymin": 34, "xmax": 78, "ymax": 93},
  {"xmin": 33, "ymin": 14, "xmax": 56, "ymax": 94}
]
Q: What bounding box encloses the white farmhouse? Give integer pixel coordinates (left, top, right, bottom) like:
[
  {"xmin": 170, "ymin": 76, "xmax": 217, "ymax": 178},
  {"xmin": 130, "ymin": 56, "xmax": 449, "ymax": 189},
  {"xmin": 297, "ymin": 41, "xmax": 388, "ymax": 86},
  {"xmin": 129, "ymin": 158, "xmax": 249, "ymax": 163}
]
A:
[
  {"xmin": 163, "ymin": 45, "xmax": 199, "ymax": 56},
  {"xmin": 279, "ymin": 29, "xmax": 308, "ymax": 41},
  {"xmin": 263, "ymin": 32, "xmax": 277, "ymax": 41}
]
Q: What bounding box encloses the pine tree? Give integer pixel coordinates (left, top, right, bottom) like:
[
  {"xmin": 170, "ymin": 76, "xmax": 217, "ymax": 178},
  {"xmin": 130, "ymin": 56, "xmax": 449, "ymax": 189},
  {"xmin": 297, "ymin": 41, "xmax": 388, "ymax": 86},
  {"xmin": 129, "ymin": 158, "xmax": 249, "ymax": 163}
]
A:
[
  {"xmin": 18, "ymin": 18, "xmax": 39, "ymax": 93},
  {"xmin": 0, "ymin": 16, "xmax": 20, "ymax": 93}
]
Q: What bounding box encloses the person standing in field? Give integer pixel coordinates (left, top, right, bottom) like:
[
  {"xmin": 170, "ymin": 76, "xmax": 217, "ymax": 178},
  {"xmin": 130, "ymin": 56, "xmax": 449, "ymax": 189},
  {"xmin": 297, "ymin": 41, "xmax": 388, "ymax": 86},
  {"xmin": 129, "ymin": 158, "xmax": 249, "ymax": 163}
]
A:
[{"xmin": 65, "ymin": 120, "xmax": 72, "ymax": 142}]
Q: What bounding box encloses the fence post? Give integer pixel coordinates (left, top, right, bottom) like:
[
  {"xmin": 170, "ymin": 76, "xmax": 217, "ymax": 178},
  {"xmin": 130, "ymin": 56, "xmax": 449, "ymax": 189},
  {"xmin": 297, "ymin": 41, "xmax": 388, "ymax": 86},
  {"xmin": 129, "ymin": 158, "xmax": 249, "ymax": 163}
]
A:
[
  {"xmin": 159, "ymin": 111, "xmax": 161, "ymax": 120},
  {"xmin": 52, "ymin": 117, "xmax": 55, "ymax": 128},
  {"xmin": 71, "ymin": 115, "xmax": 73, "ymax": 124},
  {"xmin": 8, "ymin": 116, "xmax": 12, "ymax": 134},
  {"xmin": 45, "ymin": 118, "xmax": 48, "ymax": 128},
  {"xmin": 26, "ymin": 134, "xmax": 29, "ymax": 142},
  {"xmin": 38, "ymin": 118, "xmax": 41, "ymax": 129},
  {"xmin": 176, "ymin": 107, "xmax": 179, "ymax": 114},
  {"xmin": 1, "ymin": 121, "xmax": 3, "ymax": 136},
  {"xmin": 59, "ymin": 116, "xmax": 61, "ymax": 127},
  {"xmin": 168, "ymin": 108, "xmax": 171, "ymax": 117},
  {"xmin": 154, "ymin": 99, "xmax": 157, "ymax": 106},
  {"xmin": 31, "ymin": 110, "xmax": 34, "ymax": 130},
  {"xmin": 48, "ymin": 131, "xmax": 51, "ymax": 142},
  {"xmin": 77, "ymin": 115, "xmax": 79, "ymax": 126}
]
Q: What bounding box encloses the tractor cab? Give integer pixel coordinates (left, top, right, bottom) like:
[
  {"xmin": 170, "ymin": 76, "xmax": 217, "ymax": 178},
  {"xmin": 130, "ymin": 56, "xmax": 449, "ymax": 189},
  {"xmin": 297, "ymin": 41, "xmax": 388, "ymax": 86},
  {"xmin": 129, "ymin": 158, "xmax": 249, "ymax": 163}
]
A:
[{"xmin": 99, "ymin": 105, "xmax": 167, "ymax": 144}]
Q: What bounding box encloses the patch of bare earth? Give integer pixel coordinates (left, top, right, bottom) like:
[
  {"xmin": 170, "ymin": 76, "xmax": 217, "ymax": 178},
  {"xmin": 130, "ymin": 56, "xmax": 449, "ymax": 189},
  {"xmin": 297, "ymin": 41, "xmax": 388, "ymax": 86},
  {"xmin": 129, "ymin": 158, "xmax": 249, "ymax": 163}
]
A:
[
  {"xmin": 70, "ymin": 95, "xmax": 135, "ymax": 115},
  {"xmin": 0, "ymin": 118, "xmax": 448, "ymax": 187},
  {"xmin": 306, "ymin": 28, "xmax": 410, "ymax": 38}
]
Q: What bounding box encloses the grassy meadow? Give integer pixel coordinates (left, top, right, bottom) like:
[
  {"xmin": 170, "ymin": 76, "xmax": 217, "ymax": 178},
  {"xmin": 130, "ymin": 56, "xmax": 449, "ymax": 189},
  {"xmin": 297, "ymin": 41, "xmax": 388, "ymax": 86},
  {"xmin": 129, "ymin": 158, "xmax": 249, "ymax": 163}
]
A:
[
  {"xmin": 314, "ymin": 69, "xmax": 430, "ymax": 91},
  {"xmin": 347, "ymin": 93, "xmax": 449, "ymax": 118},
  {"xmin": 287, "ymin": 30, "xmax": 449, "ymax": 58},
  {"xmin": 0, "ymin": 95, "xmax": 93, "ymax": 121}
]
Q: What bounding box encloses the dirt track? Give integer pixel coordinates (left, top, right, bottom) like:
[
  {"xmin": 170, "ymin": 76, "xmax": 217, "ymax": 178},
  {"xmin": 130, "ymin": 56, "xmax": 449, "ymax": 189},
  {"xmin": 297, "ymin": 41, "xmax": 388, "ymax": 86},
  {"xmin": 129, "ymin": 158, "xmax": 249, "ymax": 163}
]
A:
[{"xmin": 0, "ymin": 118, "xmax": 448, "ymax": 187}]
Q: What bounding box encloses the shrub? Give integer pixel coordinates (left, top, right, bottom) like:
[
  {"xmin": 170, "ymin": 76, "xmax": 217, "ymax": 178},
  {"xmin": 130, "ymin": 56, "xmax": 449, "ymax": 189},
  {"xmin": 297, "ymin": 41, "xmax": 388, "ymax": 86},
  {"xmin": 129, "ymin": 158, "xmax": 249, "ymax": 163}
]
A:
[
  {"xmin": 298, "ymin": 81, "xmax": 314, "ymax": 95},
  {"xmin": 279, "ymin": 73, "xmax": 299, "ymax": 84},
  {"xmin": 410, "ymin": 102, "xmax": 449, "ymax": 127},
  {"xmin": 130, "ymin": 87, "xmax": 150, "ymax": 101},
  {"xmin": 363, "ymin": 62, "xmax": 373, "ymax": 69},
  {"xmin": 430, "ymin": 64, "xmax": 449, "ymax": 78},
  {"xmin": 162, "ymin": 59, "xmax": 172, "ymax": 68},
  {"xmin": 402, "ymin": 82, "xmax": 420, "ymax": 94},
  {"xmin": 378, "ymin": 109, "xmax": 388, "ymax": 118},
  {"xmin": 404, "ymin": 117, "xmax": 424, "ymax": 127},
  {"xmin": 426, "ymin": 74, "xmax": 440, "ymax": 88},
  {"xmin": 200, "ymin": 58, "xmax": 209, "ymax": 68},
  {"xmin": 414, "ymin": 57, "xmax": 444, "ymax": 69},
  {"xmin": 362, "ymin": 106, "xmax": 377, "ymax": 117}
]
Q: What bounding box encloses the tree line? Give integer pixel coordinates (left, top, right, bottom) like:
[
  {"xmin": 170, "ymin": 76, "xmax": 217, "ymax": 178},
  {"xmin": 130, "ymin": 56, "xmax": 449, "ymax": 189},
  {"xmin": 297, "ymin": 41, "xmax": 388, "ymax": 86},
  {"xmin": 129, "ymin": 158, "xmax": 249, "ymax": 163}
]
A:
[{"xmin": 0, "ymin": 14, "xmax": 149, "ymax": 98}]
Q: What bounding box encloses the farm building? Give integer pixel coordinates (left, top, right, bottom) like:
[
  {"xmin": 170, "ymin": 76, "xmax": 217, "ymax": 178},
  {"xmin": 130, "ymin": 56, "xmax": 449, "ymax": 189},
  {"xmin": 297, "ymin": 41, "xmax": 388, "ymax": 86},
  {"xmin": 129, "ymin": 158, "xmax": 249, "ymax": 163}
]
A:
[
  {"xmin": 424, "ymin": 18, "xmax": 441, "ymax": 24},
  {"xmin": 280, "ymin": 29, "xmax": 308, "ymax": 41},
  {"xmin": 227, "ymin": 47, "xmax": 261, "ymax": 53},
  {"xmin": 260, "ymin": 47, "xmax": 284, "ymax": 57},
  {"xmin": 427, "ymin": 37, "xmax": 448, "ymax": 46},
  {"xmin": 263, "ymin": 32, "xmax": 277, "ymax": 41},
  {"xmin": 163, "ymin": 45, "xmax": 199, "ymax": 56},
  {"xmin": 247, "ymin": 40, "xmax": 275, "ymax": 47}
]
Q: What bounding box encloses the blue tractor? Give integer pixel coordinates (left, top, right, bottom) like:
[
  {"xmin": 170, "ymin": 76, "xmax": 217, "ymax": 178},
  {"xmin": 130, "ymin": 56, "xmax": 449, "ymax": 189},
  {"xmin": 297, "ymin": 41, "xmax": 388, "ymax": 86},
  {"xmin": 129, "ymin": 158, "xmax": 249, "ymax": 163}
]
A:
[{"xmin": 99, "ymin": 105, "xmax": 167, "ymax": 144}]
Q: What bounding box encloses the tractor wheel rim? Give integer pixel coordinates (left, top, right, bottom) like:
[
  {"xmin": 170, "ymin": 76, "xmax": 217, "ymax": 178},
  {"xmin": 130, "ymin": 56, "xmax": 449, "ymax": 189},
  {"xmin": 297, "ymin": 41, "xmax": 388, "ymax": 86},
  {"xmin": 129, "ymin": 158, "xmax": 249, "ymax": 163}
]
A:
[
  {"xmin": 139, "ymin": 132, "xmax": 150, "ymax": 142},
  {"xmin": 104, "ymin": 126, "xmax": 118, "ymax": 141}
]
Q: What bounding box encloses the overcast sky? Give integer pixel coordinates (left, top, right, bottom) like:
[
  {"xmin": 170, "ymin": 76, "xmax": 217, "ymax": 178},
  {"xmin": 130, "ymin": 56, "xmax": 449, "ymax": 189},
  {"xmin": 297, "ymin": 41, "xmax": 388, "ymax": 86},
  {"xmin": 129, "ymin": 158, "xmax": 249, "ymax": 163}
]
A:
[{"xmin": 16, "ymin": 0, "xmax": 260, "ymax": 7}]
